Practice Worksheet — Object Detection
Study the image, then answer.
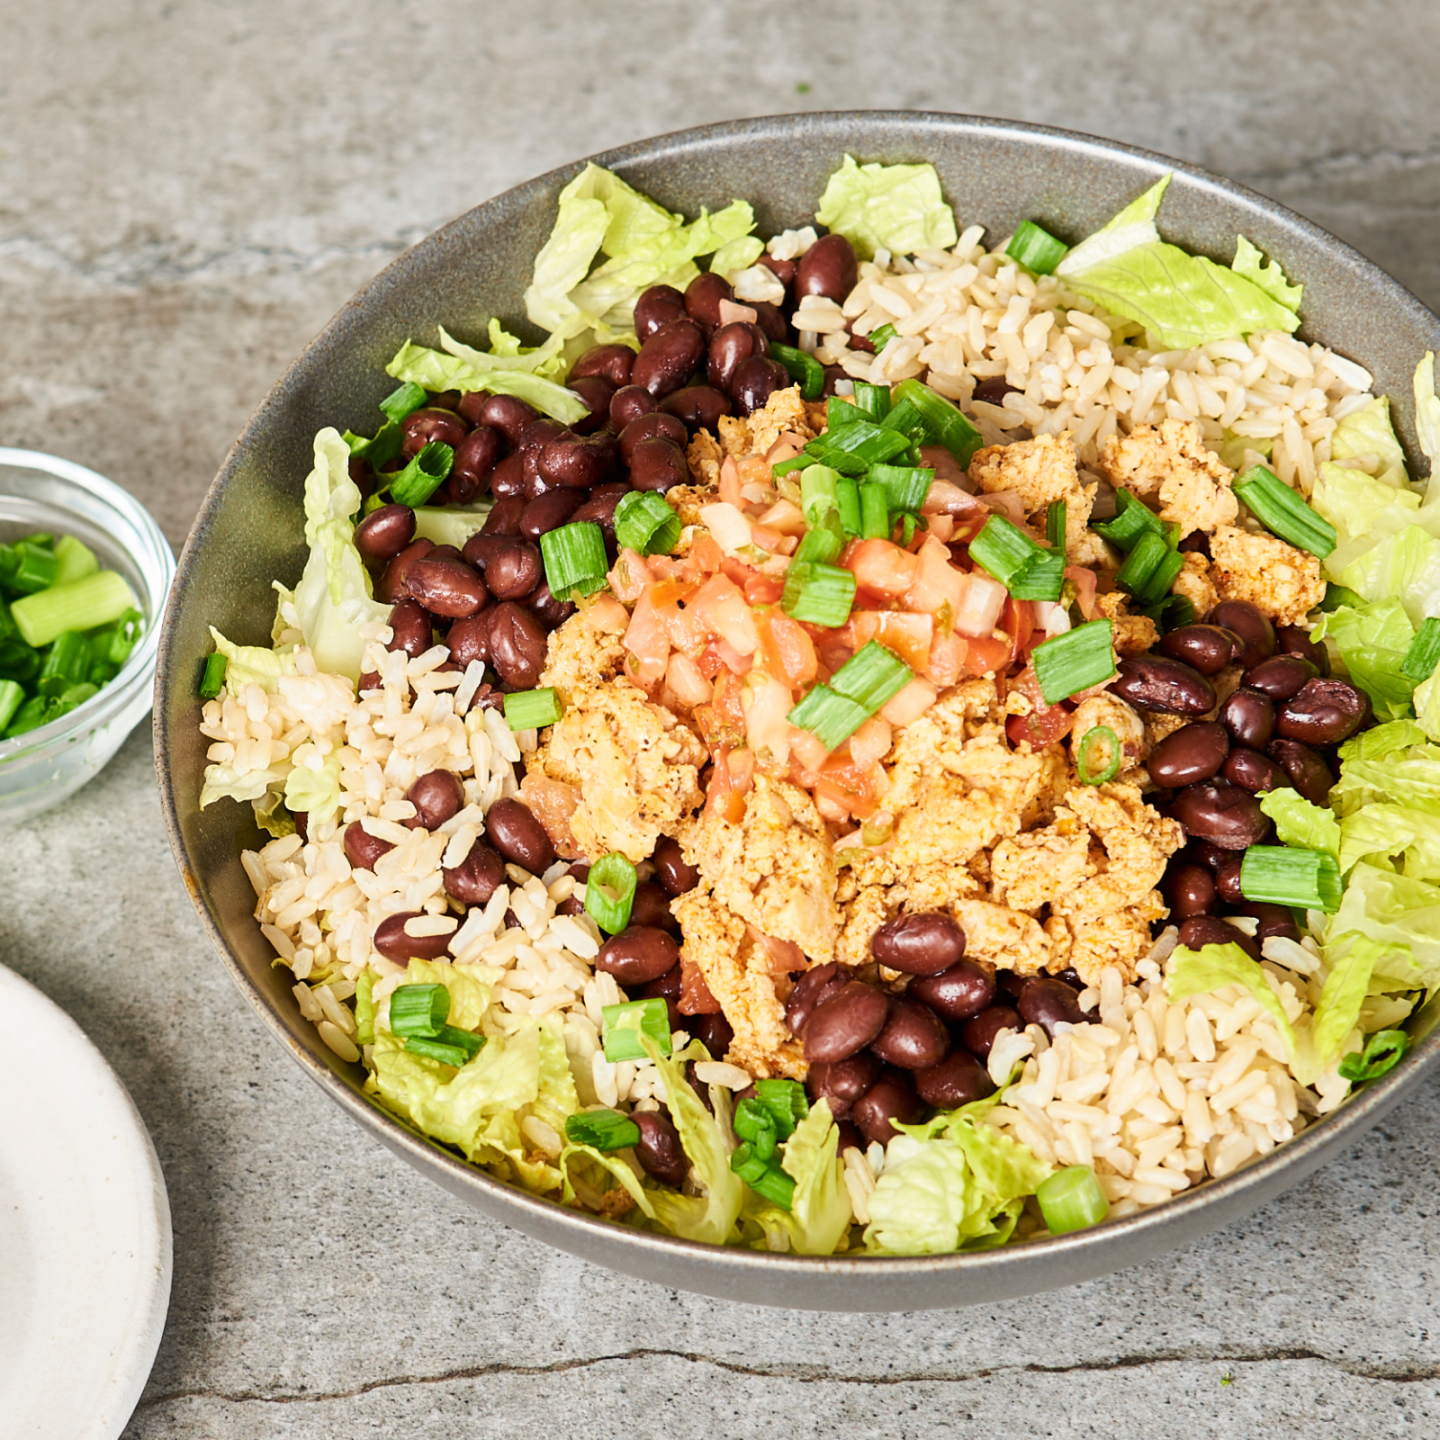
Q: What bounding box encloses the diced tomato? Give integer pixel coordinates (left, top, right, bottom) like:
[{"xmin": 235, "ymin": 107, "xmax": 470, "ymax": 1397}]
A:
[
  {"xmin": 1004, "ymin": 596, "xmax": 1035, "ymax": 662},
  {"xmin": 586, "ymin": 592, "xmax": 631, "ymax": 635},
  {"xmin": 788, "ymin": 726, "xmax": 831, "ymax": 778},
  {"xmin": 623, "ymin": 585, "xmax": 676, "ymax": 685},
  {"xmin": 755, "ymin": 608, "xmax": 818, "ymax": 690},
  {"xmin": 703, "ymin": 745, "xmax": 752, "ymax": 823},
  {"xmin": 684, "ymin": 533, "xmax": 726, "ymax": 580},
  {"xmin": 927, "ymin": 631, "xmax": 968, "ymax": 686},
  {"xmin": 749, "ymin": 927, "xmax": 807, "ymax": 974},
  {"xmin": 719, "ymin": 455, "xmax": 743, "ymax": 506},
  {"xmin": 741, "ymin": 673, "xmax": 798, "ymax": 769},
  {"xmin": 678, "ymin": 958, "xmax": 723, "ymax": 1015},
  {"xmin": 880, "ymin": 676, "xmax": 938, "ymax": 727},
  {"xmin": 1065, "ymin": 565, "xmax": 1100, "ymax": 620},
  {"xmin": 748, "ymin": 525, "xmax": 796, "ymax": 555},
  {"xmin": 848, "ymin": 610, "xmax": 934, "ymax": 672},
  {"xmin": 849, "ymin": 716, "xmax": 893, "ymax": 770},
  {"xmin": 925, "ymin": 514, "xmax": 956, "ymax": 543},
  {"xmin": 952, "ymin": 570, "xmax": 1008, "ymax": 638},
  {"xmin": 843, "ymin": 538, "xmax": 921, "ymax": 597},
  {"xmin": 743, "ymin": 572, "xmax": 786, "ymax": 607},
  {"xmin": 753, "ymin": 497, "xmax": 807, "ymax": 536},
  {"xmin": 710, "ymin": 668, "xmax": 747, "ymax": 729},
  {"xmin": 713, "ymin": 636, "xmax": 754, "ymax": 676},
  {"xmin": 1006, "ymin": 706, "xmax": 1075, "ymax": 748},
  {"xmin": 903, "ymin": 534, "xmax": 969, "ymax": 627},
  {"xmin": 691, "ymin": 573, "xmax": 760, "ymax": 656},
  {"xmin": 962, "ymin": 634, "xmax": 1013, "ymax": 676},
  {"xmin": 607, "ymin": 548, "xmax": 652, "ymax": 604},
  {"xmin": 665, "ymin": 652, "xmax": 712, "ymax": 709},
  {"xmin": 815, "ymin": 752, "xmax": 881, "ymax": 821}
]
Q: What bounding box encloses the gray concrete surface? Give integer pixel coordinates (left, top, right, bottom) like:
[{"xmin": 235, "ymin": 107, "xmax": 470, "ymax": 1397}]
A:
[{"xmin": 5, "ymin": 1, "xmax": 1440, "ymax": 1433}]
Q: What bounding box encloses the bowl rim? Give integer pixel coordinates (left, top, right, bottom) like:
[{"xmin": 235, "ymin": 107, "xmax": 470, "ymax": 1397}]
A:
[
  {"xmin": 0, "ymin": 445, "xmax": 174, "ymax": 761},
  {"xmin": 156, "ymin": 109, "xmax": 1440, "ymax": 1290}
]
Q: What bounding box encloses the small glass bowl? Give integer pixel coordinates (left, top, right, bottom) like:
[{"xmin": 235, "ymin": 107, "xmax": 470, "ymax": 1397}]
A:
[{"xmin": 0, "ymin": 449, "xmax": 175, "ymax": 824}]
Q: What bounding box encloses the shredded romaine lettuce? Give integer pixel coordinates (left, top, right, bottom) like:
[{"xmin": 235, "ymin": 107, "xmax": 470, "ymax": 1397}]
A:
[
  {"xmin": 741, "ymin": 1099, "xmax": 852, "ymax": 1255},
  {"xmin": 1311, "ymin": 599, "xmax": 1417, "ymax": 721},
  {"xmin": 814, "ymin": 156, "xmax": 958, "ymax": 260},
  {"xmin": 385, "ymin": 332, "xmax": 588, "ymax": 426},
  {"xmin": 1167, "ymin": 942, "xmax": 1298, "ymax": 1061}
]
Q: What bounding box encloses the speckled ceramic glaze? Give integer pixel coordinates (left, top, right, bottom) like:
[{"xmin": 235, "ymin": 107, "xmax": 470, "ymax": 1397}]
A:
[{"xmin": 156, "ymin": 113, "xmax": 1440, "ymax": 1311}]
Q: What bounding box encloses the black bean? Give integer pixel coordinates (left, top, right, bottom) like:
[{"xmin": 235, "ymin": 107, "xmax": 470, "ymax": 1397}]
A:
[
  {"xmin": 567, "ymin": 375, "xmax": 615, "ymax": 436},
  {"xmin": 805, "ymin": 1052, "xmax": 882, "ymax": 1121},
  {"xmin": 785, "ymin": 962, "xmax": 849, "ymax": 1037},
  {"xmin": 445, "ymin": 611, "xmax": 490, "ymax": 668},
  {"xmin": 1266, "ymin": 738, "xmax": 1336, "ymax": 806},
  {"xmin": 373, "ymin": 911, "xmax": 452, "ymax": 962},
  {"xmin": 803, "ymin": 981, "xmax": 890, "ymax": 1064},
  {"xmin": 1178, "ymin": 914, "xmax": 1261, "ymax": 963},
  {"xmin": 682, "ymin": 271, "xmax": 733, "ymax": 328},
  {"xmin": 1206, "ymin": 600, "xmax": 1275, "ymax": 671},
  {"xmin": 405, "ymin": 769, "xmax": 464, "ymax": 831},
  {"xmin": 851, "ymin": 1069, "xmax": 922, "ymax": 1147},
  {"xmin": 482, "ymin": 540, "xmax": 542, "ymax": 601},
  {"xmin": 485, "ymin": 797, "xmax": 555, "ymax": 874},
  {"xmin": 406, "ymin": 556, "xmax": 489, "ymax": 619},
  {"xmin": 447, "ymin": 425, "xmax": 504, "ymax": 501},
  {"xmin": 870, "ymin": 996, "xmax": 950, "ymax": 1069},
  {"xmin": 401, "ymin": 407, "xmax": 468, "ymax": 458},
  {"xmin": 757, "ymin": 252, "xmax": 797, "ymax": 288},
  {"xmin": 1214, "ymin": 856, "xmax": 1245, "ymax": 905},
  {"xmin": 1234, "ymin": 901, "xmax": 1301, "ymax": 945},
  {"xmin": 821, "ymin": 365, "xmax": 850, "ymax": 397},
  {"xmin": 1158, "ymin": 623, "xmax": 1244, "ymax": 677},
  {"xmin": 597, "ymin": 926, "xmax": 680, "ymax": 986},
  {"xmin": 1170, "ymin": 780, "xmax": 1272, "ymax": 849},
  {"xmin": 355, "ymin": 504, "xmax": 417, "ymax": 566},
  {"xmin": 661, "ymin": 384, "xmax": 733, "ymax": 433},
  {"xmin": 1224, "ymin": 747, "xmax": 1286, "ymax": 794},
  {"xmin": 751, "ymin": 300, "xmax": 789, "ymax": 345},
  {"xmin": 1165, "ymin": 862, "xmax": 1216, "ymax": 920},
  {"xmin": 633, "ymin": 284, "xmax": 688, "ymax": 341},
  {"xmin": 525, "ymin": 583, "xmax": 576, "ymax": 630},
  {"xmin": 520, "ymin": 489, "xmax": 585, "ymax": 542},
  {"xmin": 1276, "ymin": 624, "xmax": 1330, "ymax": 676},
  {"xmin": 796, "ymin": 233, "xmax": 859, "ymax": 303},
  {"xmin": 628, "ymin": 438, "xmax": 690, "ymax": 493},
  {"xmin": 487, "ymin": 454, "xmax": 527, "ymax": 501},
  {"xmin": 518, "ymin": 417, "xmax": 565, "ymax": 457},
  {"xmin": 707, "ymin": 322, "xmax": 769, "ymax": 393},
  {"xmin": 871, "ymin": 912, "xmax": 967, "ymax": 975},
  {"xmin": 481, "ymin": 495, "xmax": 527, "ymax": 538},
  {"xmin": 462, "ymin": 393, "xmax": 537, "ymax": 445},
  {"xmin": 960, "ymin": 1004, "xmax": 1021, "ymax": 1060},
  {"xmin": 570, "ymin": 343, "xmax": 636, "ymax": 389},
  {"xmin": 376, "ymin": 537, "xmax": 435, "ymax": 603},
  {"xmin": 632, "ymin": 1110, "xmax": 687, "ymax": 1187},
  {"xmin": 1244, "ymin": 654, "xmax": 1319, "ymax": 702},
  {"xmin": 907, "ymin": 960, "xmax": 996, "ymax": 1021},
  {"xmin": 1112, "ymin": 656, "xmax": 1217, "ymax": 715},
  {"xmin": 638, "ymin": 963, "xmax": 683, "ymax": 1030},
  {"xmin": 386, "ymin": 598, "xmax": 434, "ymax": 659},
  {"xmin": 442, "ymin": 838, "xmax": 507, "ymax": 905},
  {"xmin": 609, "ymin": 384, "xmax": 656, "ymax": 430},
  {"xmin": 652, "ymin": 835, "xmax": 699, "ymax": 897},
  {"xmin": 915, "ymin": 1050, "xmax": 996, "ymax": 1109},
  {"xmin": 1017, "ymin": 977, "xmax": 1087, "ymax": 1036},
  {"xmin": 539, "ymin": 431, "xmax": 618, "ymax": 490},
  {"xmin": 1189, "ymin": 839, "xmax": 1233, "ymax": 871},
  {"xmin": 569, "ymin": 485, "xmax": 629, "ymax": 536},
  {"xmin": 344, "ymin": 821, "xmax": 394, "ymax": 872},
  {"xmin": 1148, "ymin": 721, "xmax": 1231, "ymax": 788},
  {"xmin": 1277, "ymin": 678, "xmax": 1368, "ymax": 746},
  {"xmin": 629, "ymin": 881, "xmax": 680, "ymax": 934},
  {"xmin": 689, "ymin": 1009, "xmax": 734, "ymax": 1059},
  {"xmin": 485, "ymin": 602, "xmax": 548, "ymax": 688},
  {"xmin": 730, "ymin": 355, "xmax": 791, "ymax": 417},
  {"xmin": 633, "ymin": 319, "xmax": 707, "ymax": 399},
  {"xmin": 1219, "ymin": 688, "xmax": 1277, "ymax": 750},
  {"xmin": 618, "ymin": 411, "xmax": 689, "ymax": 463}
]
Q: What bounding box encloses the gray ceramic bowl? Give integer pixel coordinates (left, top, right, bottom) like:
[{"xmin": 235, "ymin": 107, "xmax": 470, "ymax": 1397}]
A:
[{"xmin": 156, "ymin": 112, "xmax": 1440, "ymax": 1311}]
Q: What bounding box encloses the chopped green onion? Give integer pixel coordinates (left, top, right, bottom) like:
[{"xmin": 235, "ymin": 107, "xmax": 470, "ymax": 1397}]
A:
[
  {"xmin": 614, "ymin": 491, "xmax": 681, "ymax": 556},
  {"xmin": 1036, "ymin": 1165, "xmax": 1109, "ymax": 1234},
  {"xmin": 970, "ymin": 513, "xmax": 1043, "ymax": 588},
  {"xmin": 1009, "ymin": 548, "xmax": 1065, "ymax": 603},
  {"xmin": 1046, "ymin": 500, "xmax": 1067, "ymax": 550},
  {"xmin": 1143, "ymin": 593, "xmax": 1197, "ymax": 632},
  {"xmin": 1321, "ymin": 584, "xmax": 1364, "ymax": 613},
  {"xmin": 830, "ymin": 641, "xmax": 912, "ymax": 712},
  {"xmin": 585, "ymin": 851, "xmax": 638, "ymax": 935},
  {"xmin": 345, "ymin": 420, "xmax": 405, "ymax": 470},
  {"xmin": 891, "ymin": 379, "xmax": 983, "ymax": 468},
  {"xmin": 769, "ymin": 341, "xmax": 825, "ymax": 400},
  {"xmin": 402, "ymin": 1035, "xmax": 473, "ymax": 1067},
  {"xmin": 1239, "ymin": 845, "xmax": 1343, "ymax": 912},
  {"xmin": 1338, "ymin": 1029, "xmax": 1411, "ymax": 1084},
  {"xmin": 859, "ymin": 482, "xmax": 890, "ymax": 539},
  {"xmin": 869, "ymin": 464, "xmax": 933, "ymax": 516},
  {"xmin": 57, "ymin": 681, "xmax": 98, "ymax": 710},
  {"xmin": 1143, "ymin": 549, "xmax": 1185, "ymax": 605},
  {"xmin": 11, "ymin": 571, "xmax": 138, "ymax": 649},
  {"xmin": 1091, "ymin": 489, "xmax": 1164, "ymax": 551},
  {"xmin": 564, "ymin": 1110, "xmax": 643, "ymax": 1151},
  {"xmin": 770, "ymin": 454, "xmax": 811, "ymax": 480},
  {"xmin": 799, "ymin": 464, "xmax": 842, "ymax": 528},
  {"xmin": 1115, "ymin": 530, "xmax": 1170, "ymax": 603},
  {"xmin": 1032, "ymin": 619, "xmax": 1116, "ymax": 704},
  {"xmin": 868, "ymin": 322, "xmax": 898, "ymax": 352},
  {"xmin": 52, "ymin": 535, "xmax": 99, "ymax": 586},
  {"xmin": 782, "ymin": 560, "xmax": 856, "ymax": 627},
  {"xmin": 388, "ymin": 441, "xmax": 454, "ymax": 507},
  {"xmin": 602, "ymin": 996, "xmax": 673, "ymax": 1062},
  {"xmin": 826, "ymin": 396, "xmax": 861, "ymax": 430},
  {"xmin": 754, "ymin": 1078, "xmax": 808, "ymax": 1137},
  {"xmin": 38, "ymin": 631, "xmax": 90, "ymax": 698},
  {"xmin": 540, "ymin": 522, "xmax": 610, "ymax": 602},
  {"xmin": 1233, "ymin": 465, "xmax": 1337, "ymax": 558},
  {"xmin": 878, "ymin": 395, "xmax": 928, "ymax": 446},
  {"xmin": 379, "ymin": 381, "xmax": 429, "ymax": 423},
  {"xmin": 1077, "ymin": 725, "xmax": 1122, "ymax": 785},
  {"xmin": 503, "ymin": 687, "xmax": 562, "ymax": 731},
  {"xmin": 786, "ymin": 683, "xmax": 870, "ymax": 752},
  {"xmin": 729, "ymin": 1143, "xmax": 796, "ymax": 1209},
  {"xmin": 791, "ymin": 515, "xmax": 845, "ymax": 566},
  {"xmin": 852, "ymin": 382, "xmax": 891, "ymax": 422},
  {"xmin": 835, "ymin": 479, "xmax": 862, "ymax": 536},
  {"xmin": 734, "ymin": 1097, "xmax": 780, "ymax": 1161},
  {"xmin": 198, "ymin": 651, "xmax": 228, "ymax": 700},
  {"xmin": 98, "ymin": 609, "xmax": 145, "ymax": 668},
  {"xmin": 1006, "ymin": 221, "xmax": 1068, "ymax": 275},
  {"xmin": 0, "ymin": 544, "xmax": 17, "ymax": 588},
  {"xmin": 0, "ymin": 639, "xmax": 40, "ymax": 686},
  {"xmin": 804, "ymin": 416, "xmax": 913, "ymax": 470},
  {"xmin": 0, "ymin": 602, "xmax": 19, "ymax": 645},
  {"xmin": 1401, "ymin": 617, "xmax": 1440, "ymax": 684},
  {"xmin": 899, "ymin": 514, "xmax": 924, "ymax": 547},
  {"xmin": 435, "ymin": 1023, "xmax": 485, "ymax": 1058},
  {"xmin": 9, "ymin": 542, "xmax": 59, "ymax": 595},
  {"xmin": 0, "ymin": 679, "xmax": 23, "ymax": 733},
  {"xmin": 389, "ymin": 982, "xmax": 451, "ymax": 1037},
  {"xmin": 5, "ymin": 695, "xmax": 54, "ymax": 736}
]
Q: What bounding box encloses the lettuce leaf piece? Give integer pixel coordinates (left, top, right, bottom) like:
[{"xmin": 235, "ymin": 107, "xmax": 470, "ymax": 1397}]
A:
[
  {"xmin": 1311, "ymin": 599, "xmax": 1417, "ymax": 721},
  {"xmin": 741, "ymin": 1099, "xmax": 851, "ymax": 1256},
  {"xmin": 709, "ymin": 234, "xmax": 765, "ymax": 277},
  {"xmin": 814, "ymin": 156, "xmax": 958, "ymax": 261},
  {"xmin": 1231, "ymin": 237, "xmax": 1303, "ymax": 313},
  {"xmin": 1335, "ymin": 522, "xmax": 1440, "ymax": 630},
  {"xmin": 1418, "ymin": 673, "xmax": 1440, "ymax": 744},
  {"xmin": 864, "ymin": 1092, "xmax": 1050, "ymax": 1256},
  {"xmin": 1339, "ymin": 719, "xmax": 1430, "ymax": 763},
  {"xmin": 523, "ymin": 163, "xmax": 759, "ymax": 341},
  {"xmin": 1328, "ymin": 396, "xmax": 1409, "ymax": 490},
  {"xmin": 1416, "ymin": 353, "xmax": 1440, "ymax": 494},
  {"xmin": 1310, "ymin": 934, "xmax": 1384, "ymax": 1067},
  {"xmin": 1054, "ymin": 175, "xmax": 1299, "ymax": 348},
  {"xmin": 206, "ymin": 625, "xmax": 297, "ymax": 696},
  {"xmin": 251, "ymin": 788, "xmax": 295, "ymax": 838},
  {"xmin": 291, "ymin": 428, "xmax": 391, "ymax": 682},
  {"xmin": 1340, "ymin": 804, "xmax": 1440, "ymax": 881},
  {"xmin": 1326, "ymin": 861, "xmax": 1440, "ymax": 994},
  {"xmin": 559, "ymin": 1141, "xmax": 656, "ymax": 1221},
  {"xmin": 1167, "ymin": 943, "xmax": 1297, "ymax": 1060},
  {"xmin": 283, "ymin": 748, "xmax": 343, "ymax": 831},
  {"xmin": 410, "ymin": 505, "xmax": 492, "ymax": 550},
  {"xmin": 385, "ymin": 340, "xmax": 588, "ymax": 426},
  {"xmin": 1259, "ymin": 788, "xmax": 1341, "ymax": 857},
  {"xmin": 1312, "ymin": 463, "xmax": 1421, "ymax": 546}
]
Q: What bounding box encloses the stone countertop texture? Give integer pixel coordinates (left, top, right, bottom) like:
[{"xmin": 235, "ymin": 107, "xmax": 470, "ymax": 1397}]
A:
[{"xmin": 5, "ymin": 2, "xmax": 1440, "ymax": 1435}]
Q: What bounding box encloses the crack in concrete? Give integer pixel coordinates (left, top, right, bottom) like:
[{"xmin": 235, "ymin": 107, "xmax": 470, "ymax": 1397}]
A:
[
  {"xmin": 1237, "ymin": 142, "xmax": 1440, "ymax": 186},
  {"xmin": 134, "ymin": 1347, "xmax": 1440, "ymax": 1409}
]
